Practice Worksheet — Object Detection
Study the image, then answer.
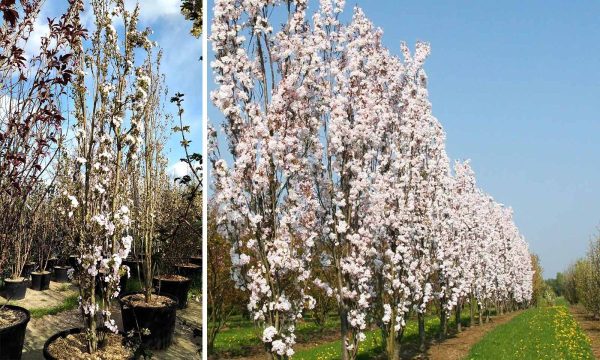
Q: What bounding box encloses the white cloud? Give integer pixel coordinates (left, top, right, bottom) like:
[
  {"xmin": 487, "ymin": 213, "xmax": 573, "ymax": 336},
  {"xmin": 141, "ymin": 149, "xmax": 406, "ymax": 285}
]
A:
[
  {"xmin": 23, "ymin": 16, "xmax": 50, "ymax": 57},
  {"xmin": 169, "ymin": 161, "xmax": 191, "ymax": 178},
  {"xmin": 125, "ymin": 0, "xmax": 180, "ymax": 22}
]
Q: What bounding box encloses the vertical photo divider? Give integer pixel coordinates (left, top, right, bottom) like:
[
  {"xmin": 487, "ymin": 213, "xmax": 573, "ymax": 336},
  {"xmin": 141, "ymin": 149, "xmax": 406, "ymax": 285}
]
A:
[{"xmin": 202, "ymin": 0, "xmax": 209, "ymax": 358}]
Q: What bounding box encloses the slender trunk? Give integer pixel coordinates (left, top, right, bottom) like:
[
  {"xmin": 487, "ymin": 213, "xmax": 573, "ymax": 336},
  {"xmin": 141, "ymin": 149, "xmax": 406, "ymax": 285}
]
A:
[
  {"xmin": 87, "ymin": 279, "xmax": 97, "ymax": 353},
  {"xmin": 485, "ymin": 301, "xmax": 490, "ymax": 323},
  {"xmin": 478, "ymin": 303, "xmax": 482, "ymax": 325},
  {"xmin": 439, "ymin": 308, "xmax": 447, "ymax": 340},
  {"xmin": 418, "ymin": 312, "xmax": 426, "ymax": 352},
  {"xmin": 456, "ymin": 300, "xmax": 462, "ymax": 332},
  {"xmin": 339, "ymin": 307, "xmax": 350, "ymax": 360},
  {"xmin": 385, "ymin": 306, "xmax": 400, "ymax": 360},
  {"xmin": 470, "ymin": 296, "xmax": 475, "ymax": 327},
  {"xmin": 386, "ymin": 329, "xmax": 395, "ymax": 360}
]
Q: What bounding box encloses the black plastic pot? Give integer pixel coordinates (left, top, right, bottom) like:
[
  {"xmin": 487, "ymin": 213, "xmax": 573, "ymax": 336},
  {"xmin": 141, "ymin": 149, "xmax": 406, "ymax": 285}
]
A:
[
  {"xmin": 0, "ymin": 305, "xmax": 30, "ymax": 360},
  {"xmin": 53, "ymin": 266, "xmax": 71, "ymax": 283},
  {"xmin": 3, "ymin": 278, "xmax": 27, "ymax": 300},
  {"xmin": 43, "ymin": 328, "xmax": 132, "ymax": 360},
  {"xmin": 189, "ymin": 256, "xmax": 201, "ymax": 266},
  {"xmin": 119, "ymin": 292, "xmax": 178, "ymax": 350},
  {"xmin": 153, "ymin": 275, "xmax": 191, "ymax": 309},
  {"xmin": 30, "ymin": 271, "xmax": 51, "ymax": 291},
  {"xmin": 46, "ymin": 258, "xmax": 58, "ymax": 271},
  {"xmin": 174, "ymin": 263, "xmax": 201, "ymax": 278},
  {"xmin": 20, "ymin": 262, "xmax": 36, "ymax": 279},
  {"xmin": 68, "ymin": 255, "xmax": 79, "ymax": 269}
]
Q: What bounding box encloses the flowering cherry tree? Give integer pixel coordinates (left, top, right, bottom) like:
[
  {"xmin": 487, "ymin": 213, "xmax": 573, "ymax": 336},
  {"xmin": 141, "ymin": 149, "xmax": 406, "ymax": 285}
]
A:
[
  {"xmin": 211, "ymin": 0, "xmax": 320, "ymax": 358},
  {"xmin": 60, "ymin": 0, "xmax": 157, "ymax": 353}
]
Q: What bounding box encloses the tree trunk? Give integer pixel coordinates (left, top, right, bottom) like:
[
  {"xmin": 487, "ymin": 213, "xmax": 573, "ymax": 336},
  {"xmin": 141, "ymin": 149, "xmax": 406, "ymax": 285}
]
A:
[
  {"xmin": 478, "ymin": 303, "xmax": 483, "ymax": 325},
  {"xmin": 485, "ymin": 301, "xmax": 490, "ymax": 323},
  {"xmin": 439, "ymin": 308, "xmax": 447, "ymax": 340},
  {"xmin": 385, "ymin": 307, "xmax": 403, "ymax": 360},
  {"xmin": 455, "ymin": 301, "xmax": 462, "ymax": 332},
  {"xmin": 470, "ymin": 296, "xmax": 475, "ymax": 327},
  {"xmin": 339, "ymin": 307, "xmax": 350, "ymax": 360},
  {"xmin": 418, "ymin": 312, "xmax": 426, "ymax": 352}
]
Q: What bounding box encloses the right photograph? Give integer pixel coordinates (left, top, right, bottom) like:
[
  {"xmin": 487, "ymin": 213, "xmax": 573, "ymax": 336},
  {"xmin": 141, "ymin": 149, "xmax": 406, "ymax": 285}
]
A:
[{"xmin": 207, "ymin": 1, "xmax": 600, "ymax": 360}]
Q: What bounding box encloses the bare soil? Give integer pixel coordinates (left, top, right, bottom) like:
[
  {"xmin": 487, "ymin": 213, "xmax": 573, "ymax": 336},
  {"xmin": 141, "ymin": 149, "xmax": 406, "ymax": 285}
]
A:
[
  {"xmin": 121, "ymin": 293, "xmax": 176, "ymax": 308},
  {"xmin": 426, "ymin": 311, "xmax": 523, "ymax": 360},
  {"xmin": 156, "ymin": 274, "xmax": 189, "ymax": 281},
  {"xmin": 569, "ymin": 305, "xmax": 600, "ymax": 359},
  {"xmin": 177, "ymin": 264, "xmax": 201, "ymax": 269},
  {"xmin": 46, "ymin": 332, "xmax": 132, "ymax": 360},
  {"xmin": 0, "ymin": 307, "xmax": 26, "ymax": 328}
]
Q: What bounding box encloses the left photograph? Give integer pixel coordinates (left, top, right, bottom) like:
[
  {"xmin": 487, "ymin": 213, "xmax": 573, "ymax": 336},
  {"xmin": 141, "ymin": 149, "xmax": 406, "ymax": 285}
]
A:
[{"xmin": 0, "ymin": 0, "xmax": 202, "ymax": 359}]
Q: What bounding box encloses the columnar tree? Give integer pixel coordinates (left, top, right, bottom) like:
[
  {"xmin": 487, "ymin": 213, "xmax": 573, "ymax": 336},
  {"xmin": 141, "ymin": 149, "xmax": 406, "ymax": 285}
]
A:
[
  {"xmin": 211, "ymin": 0, "xmax": 320, "ymax": 357},
  {"xmin": 62, "ymin": 0, "xmax": 157, "ymax": 353}
]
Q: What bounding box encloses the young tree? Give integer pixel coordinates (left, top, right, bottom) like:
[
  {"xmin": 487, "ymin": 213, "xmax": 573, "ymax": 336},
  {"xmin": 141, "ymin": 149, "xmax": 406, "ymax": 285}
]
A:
[
  {"xmin": 0, "ymin": 0, "xmax": 85, "ymax": 280},
  {"xmin": 62, "ymin": 0, "xmax": 159, "ymax": 353},
  {"xmin": 211, "ymin": 1, "xmax": 320, "ymax": 357}
]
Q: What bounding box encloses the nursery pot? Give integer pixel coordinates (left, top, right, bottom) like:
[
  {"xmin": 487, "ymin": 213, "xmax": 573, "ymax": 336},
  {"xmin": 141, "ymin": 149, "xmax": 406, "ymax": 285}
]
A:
[
  {"xmin": 0, "ymin": 305, "xmax": 30, "ymax": 360},
  {"xmin": 189, "ymin": 256, "xmax": 201, "ymax": 266},
  {"xmin": 119, "ymin": 292, "xmax": 178, "ymax": 350},
  {"xmin": 153, "ymin": 275, "xmax": 191, "ymax": 309},
  {"xmin": 3, "ymin": 278, "xmax": 27, "ymax": 300},
  {"xmin": 53, "ymin": 266, "xmax": 71, "ymax": 283},
  {"xmin": 46, "ymin": 258, "xmax": 58, "ymax": 271},
  {"xmin": 68, "ymin": 255, "xmax": 80, "ymax": 270},
  {"xmin": 20, "ymin": 262, "xmax": 36, "ymax": 279},
  {"xmin": 30, "ymin": 271, "xmax": 52, "ymax": 291},
  {"xmin": 174, "ymin": 263, "xmax": 201, "ymax": 278},
  {"xmin": 43, "ymin": 328, "xmax": 132, "ymax": 360}
]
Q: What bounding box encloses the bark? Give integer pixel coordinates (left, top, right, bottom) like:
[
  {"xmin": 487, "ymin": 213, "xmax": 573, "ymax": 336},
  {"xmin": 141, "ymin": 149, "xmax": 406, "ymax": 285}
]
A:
[
  {"xmin": 418, "ymin": 312, "xmax": 426, "ymax": 352},
  {"xmin": 455, "ymin": 300, "xmax": 462, "ymax": 332},
  {"xmin": 439, "ymin": 312, "xmax": 447, "ymax": 340},
  {"xmin": 339, "ymin": 307, "xmax": 351, "ymax": 360},
  {"xmin": 470, "ymin": 296, "xmax": 475, "ymax": 326}
]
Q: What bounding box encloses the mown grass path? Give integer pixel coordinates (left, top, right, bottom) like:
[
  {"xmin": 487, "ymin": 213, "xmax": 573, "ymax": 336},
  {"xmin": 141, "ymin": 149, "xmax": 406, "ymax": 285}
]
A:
[
  {"xmin": 467, "ymin": 304, "xmax": 594, "ymax": 360},
  {"xmin": 427, "ymin": 310, "xmax": 523, "ymax": 360}
]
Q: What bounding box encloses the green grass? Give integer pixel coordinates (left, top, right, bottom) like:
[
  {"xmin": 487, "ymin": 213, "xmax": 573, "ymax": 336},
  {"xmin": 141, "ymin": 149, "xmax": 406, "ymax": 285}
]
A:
[
  {"xmin": 28, "ymin": 294, "xmax": 79, "ymax": 318},
  {"xmin": 468, "ymin": 304, "xmax": 593, "ymax": 360},
  {"xmin": 213, "ymin": 317, "xmax": 341, "ymax": 357}
]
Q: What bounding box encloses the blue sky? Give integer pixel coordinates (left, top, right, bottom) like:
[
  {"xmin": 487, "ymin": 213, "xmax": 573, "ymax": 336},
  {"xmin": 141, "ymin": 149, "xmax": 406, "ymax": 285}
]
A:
[
  {"xmin": 208, "ymin": 1, "xmax": 600, "ymax": 278},
  {"xmin": 37, "ymin": 0, "xmax": 202, "ymax": 177}
]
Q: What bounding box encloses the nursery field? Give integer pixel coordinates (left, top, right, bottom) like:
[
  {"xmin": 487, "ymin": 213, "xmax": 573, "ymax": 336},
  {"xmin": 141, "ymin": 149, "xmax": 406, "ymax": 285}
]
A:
[{"xmin": 209, "ymin": 299, "xmax": 599, "ymax": 360}]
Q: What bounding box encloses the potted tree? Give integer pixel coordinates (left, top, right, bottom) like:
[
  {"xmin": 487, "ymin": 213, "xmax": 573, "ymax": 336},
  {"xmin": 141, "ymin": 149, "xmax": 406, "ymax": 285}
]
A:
[
  {"xmin": 0, "ymin": 0, "xmax": 83, "ymax": 357},
  {"xmin": 42, "ymin": 0, "xmax": 153, "ymax": 358},
  {"xmin": 152, "ymin": 93, "xmax": 201, "ymax": 310},
  {"xmin": 119, "ymin": 49, "xmax": 180, "ymax": 350}
]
